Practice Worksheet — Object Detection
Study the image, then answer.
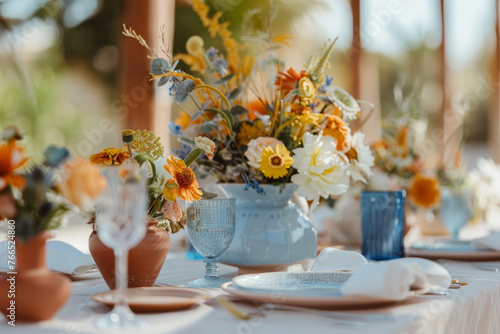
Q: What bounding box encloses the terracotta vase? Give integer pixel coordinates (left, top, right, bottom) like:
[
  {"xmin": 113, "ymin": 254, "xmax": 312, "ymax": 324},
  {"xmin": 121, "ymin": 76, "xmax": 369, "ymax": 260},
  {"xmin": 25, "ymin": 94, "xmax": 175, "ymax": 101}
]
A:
[
  {"xmin": 89, "ymin": 219, "xmax": 170, "ymax": 289},
  {"xmin": 0, "ymin": 232, "xmax": 72, "ymax": 322}
]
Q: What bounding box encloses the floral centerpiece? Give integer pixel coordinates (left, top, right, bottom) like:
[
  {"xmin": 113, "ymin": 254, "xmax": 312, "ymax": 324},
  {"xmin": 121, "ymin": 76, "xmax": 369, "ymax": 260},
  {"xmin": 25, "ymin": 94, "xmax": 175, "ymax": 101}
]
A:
[
  {"xmin": 123, "ymin": 0, "xmax": 374, "ymax": 266},
  {"xmin": 88, "ymin": 129, "xmax": 217, "ymax": 287},
  {"xmin": 0, "ymin": 126, "xmax": 105, "ymax": 321}
]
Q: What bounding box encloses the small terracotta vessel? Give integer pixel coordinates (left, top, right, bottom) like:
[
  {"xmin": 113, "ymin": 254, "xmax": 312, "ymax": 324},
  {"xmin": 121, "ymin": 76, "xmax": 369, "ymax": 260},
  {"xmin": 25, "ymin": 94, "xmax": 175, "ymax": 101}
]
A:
[
  {"xmin": 0, "ymin": 232, "xmax": 72, "ymax": 322},
  {"xmin": 89, "ymin": 219, "xmax": 170, "ymax": 289}
]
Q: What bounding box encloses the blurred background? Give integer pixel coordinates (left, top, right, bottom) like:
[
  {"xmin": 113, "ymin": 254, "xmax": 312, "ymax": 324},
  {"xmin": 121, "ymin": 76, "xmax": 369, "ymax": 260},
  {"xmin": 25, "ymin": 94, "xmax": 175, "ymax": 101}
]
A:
[{"xmin": 0, "ymin": 0, "xmax": 498, "ymax": 168}]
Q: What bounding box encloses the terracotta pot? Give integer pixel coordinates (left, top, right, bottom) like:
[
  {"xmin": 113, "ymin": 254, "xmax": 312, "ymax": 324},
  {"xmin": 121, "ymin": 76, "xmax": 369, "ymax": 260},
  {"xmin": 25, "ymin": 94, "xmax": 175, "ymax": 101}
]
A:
[
  {"xmin": 89, "ymin": 219, "xmax": 170, "ymax": 289},
  {"xmin": 0, "ymin": 232, "xmax": 72, "ymax": 322}
]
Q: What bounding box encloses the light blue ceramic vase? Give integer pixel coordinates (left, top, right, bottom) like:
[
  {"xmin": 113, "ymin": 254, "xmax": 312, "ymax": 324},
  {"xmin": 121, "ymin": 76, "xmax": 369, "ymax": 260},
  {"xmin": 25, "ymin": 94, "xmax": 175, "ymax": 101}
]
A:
[{"xmin": 218, "ymin": 184, "xmax": 317, "ymax": 266}]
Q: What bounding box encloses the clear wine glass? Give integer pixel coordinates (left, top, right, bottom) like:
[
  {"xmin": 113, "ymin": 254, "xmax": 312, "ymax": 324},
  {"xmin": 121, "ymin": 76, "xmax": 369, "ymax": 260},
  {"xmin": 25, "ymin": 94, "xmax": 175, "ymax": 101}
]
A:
[
  {"xmin": 95, "ymin": 167, "xmax": 148, "ymax": 330},
  {"xmin": 439, "ymin": 187, "xmax": 472, "ymax": 240},
  {"xmin": 186, "ymin": 198, "xmax": 236, "ymax": 288}
]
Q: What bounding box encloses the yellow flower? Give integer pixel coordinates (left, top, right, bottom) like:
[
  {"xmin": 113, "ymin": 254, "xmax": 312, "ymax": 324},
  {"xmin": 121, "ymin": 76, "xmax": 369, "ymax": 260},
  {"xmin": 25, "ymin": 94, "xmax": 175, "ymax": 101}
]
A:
[
  {"xmin": 186, "ymin": 35, "xmax": 204, "ymax": 56},
  {"xmin": 163, "ymin": 178, "xmax": 178, "ymax": 202},
  {"xmin": 236, "ymin": 121, "xmax": 266, "ymax": 146},
  {"xmin": 163, "ymin": 155, "xmax": 202, "ymax": 201},
  {"xmin": 89, "ymin": 147, "xmax": 130, "ymax": 166},
  {"xmin": 408, "ymin": 173, "xmax": 441, "ymax": 208},
  {"xmin": 298, "ymin": 77, "xmax": 316, "ymax": 104},
  {"xmin": 259, "ymin": 144, "xmax": 294, "ymax": 179}
]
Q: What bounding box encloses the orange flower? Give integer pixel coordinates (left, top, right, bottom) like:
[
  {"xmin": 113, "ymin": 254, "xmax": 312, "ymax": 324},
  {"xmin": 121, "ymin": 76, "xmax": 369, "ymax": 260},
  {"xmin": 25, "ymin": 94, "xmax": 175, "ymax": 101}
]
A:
[
  {"xmin": 0, "ymin": 140, "xmax": 29, "ymax": 190},
  {"xmin": 275, "ymin": 67, "xmax": 307, "ymax": 96},
  {"xmin": 57, "ymin": 158, "xmax": 107, "ymax": 209},
  {"xmin": 163, "ymin": 155, "xmax": 202, "ymax": 201},
  {"xmin": 407, "ymin": 173, "xmax": 441, "ymax": 208},
  {"xmin": 323, "ymin": 115, "xmax": 350, "ymax": 151},
  {"xmin": 89, "ymin": 147, "xmax": 130, "ymax": 166},
  {"xmin": 247, "ymin": 100, "xmax": 268, "ymax": 121}
]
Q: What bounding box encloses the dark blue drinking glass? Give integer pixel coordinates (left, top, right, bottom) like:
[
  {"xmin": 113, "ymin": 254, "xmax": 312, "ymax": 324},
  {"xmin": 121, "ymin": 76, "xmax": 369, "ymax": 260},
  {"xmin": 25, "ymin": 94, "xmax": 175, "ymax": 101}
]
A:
[{"xmin": 361, "ymin": 190, "xmax": 406, "ymax": 261}]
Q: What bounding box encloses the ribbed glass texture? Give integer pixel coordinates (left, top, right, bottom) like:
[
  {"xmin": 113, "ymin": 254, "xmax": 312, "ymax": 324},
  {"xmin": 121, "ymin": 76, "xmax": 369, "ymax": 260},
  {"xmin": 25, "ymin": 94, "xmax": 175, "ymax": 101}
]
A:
[
  {"xmin": 361, "ymin": 191, "xmax": 406, "ymax": 261},
  {"xmin": 187, "ymin": 199, "xmax": 236, "ymax": 258},
  {"xmin": 186, "ymin": 198, "xmax": 236, "ymax": 288}
]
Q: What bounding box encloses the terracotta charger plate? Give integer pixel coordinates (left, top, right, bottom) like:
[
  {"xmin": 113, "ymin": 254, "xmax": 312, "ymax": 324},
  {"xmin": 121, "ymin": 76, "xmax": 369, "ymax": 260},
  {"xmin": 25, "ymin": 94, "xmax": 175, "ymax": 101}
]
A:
[{"xmin": 91, "ymin": 287, "xmax": 210, "ymax": 313}]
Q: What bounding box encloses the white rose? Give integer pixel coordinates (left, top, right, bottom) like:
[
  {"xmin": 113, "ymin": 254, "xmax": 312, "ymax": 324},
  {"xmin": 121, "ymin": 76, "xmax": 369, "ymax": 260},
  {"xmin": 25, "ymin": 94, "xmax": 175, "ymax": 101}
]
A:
[{"xmin": 244, "ymin": 137, "xmax": 284, "ymax": 169}]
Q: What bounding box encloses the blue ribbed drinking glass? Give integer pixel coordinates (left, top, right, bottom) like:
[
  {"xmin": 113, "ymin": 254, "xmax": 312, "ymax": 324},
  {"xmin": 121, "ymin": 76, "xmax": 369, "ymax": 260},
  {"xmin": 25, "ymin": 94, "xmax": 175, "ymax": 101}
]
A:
[
  {"xmin": 439, "ymin": 187, "xmax": 472, "ymax": 240},
  {"xmin": 186, "ymin": 198, "xmax": 236, "ymax": 288},
  {"xmin": 361, "ymin": 191, "xmax": 406, "ymax": 261}
]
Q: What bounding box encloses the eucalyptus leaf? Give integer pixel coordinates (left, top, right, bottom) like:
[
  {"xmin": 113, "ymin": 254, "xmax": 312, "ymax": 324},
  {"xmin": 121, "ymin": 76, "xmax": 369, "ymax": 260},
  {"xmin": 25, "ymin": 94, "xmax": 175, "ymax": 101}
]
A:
[
  {"xmin": 43, "ymin": 145, "xmax": 69, "ymax": 167},
  {"xmin": 157, "ymin": 76, "xmax": 169, "ymax": 87},
  {"xmin": 199, "ymin": 121, "xmax": 218, "ymax": 133},
  {"xmin": 199, "ymin": 188, "xmax": 218, "ymax": 200},
  {"xmin": 174, "ymin": 80, "xmax": 195, "ymax": 103},
  {"xmin": 191, "ymin": 111, "xmax": 203, "ymax": 121},
  {"xmin": 213, "ymin": 73, "xmax": 234, "ymax": 85},
  {"xmin": 151, "ymin": 58, "xmax": 170, "ymax": 75},
  {"xmin": 228, "ymin": 88, "xmax": 241, "ymax": 101},
  {"xmin": 230, "ymin": 105, "xmax": 248, "ymax": 116}
]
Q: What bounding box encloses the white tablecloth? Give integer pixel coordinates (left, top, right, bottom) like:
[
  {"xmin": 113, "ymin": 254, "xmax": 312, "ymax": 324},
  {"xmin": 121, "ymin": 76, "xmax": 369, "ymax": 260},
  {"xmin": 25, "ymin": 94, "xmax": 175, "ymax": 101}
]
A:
[{"xmin": 2, "ymin": 226, "xmax": 500, "ymax": 333}]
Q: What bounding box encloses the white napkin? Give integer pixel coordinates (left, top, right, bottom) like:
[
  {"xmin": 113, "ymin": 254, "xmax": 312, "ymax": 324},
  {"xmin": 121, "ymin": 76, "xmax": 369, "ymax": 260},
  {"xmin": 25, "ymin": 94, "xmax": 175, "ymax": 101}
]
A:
[
  {"xmin": 310, "ymin": 248, "xmax": 451, "ymax": 301},
  {"xmin": 310, "ymin": 248, "xmax": 367, "ymax": 271},
  {"xmin": 0, "ymin": 240, "xmax": 96, "ymax": 276},
  {"xmin": 471, "ymin": 232, "xmax": 500, "ymax": 251}
]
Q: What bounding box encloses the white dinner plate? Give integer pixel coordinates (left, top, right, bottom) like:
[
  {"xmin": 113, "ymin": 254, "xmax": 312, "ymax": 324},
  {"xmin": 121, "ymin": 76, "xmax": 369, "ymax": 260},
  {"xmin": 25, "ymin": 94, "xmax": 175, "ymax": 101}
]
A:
[
  {"xmin": 221, "ymin": 282, "xmax": 428, "ymax": 309},
  {"xmin": 232, "ymin": 272, "xmax": 352, "ymax": 296},
  {"xmin": 407, "ymin": 240, "xmax": 500, "ymax": 261}
]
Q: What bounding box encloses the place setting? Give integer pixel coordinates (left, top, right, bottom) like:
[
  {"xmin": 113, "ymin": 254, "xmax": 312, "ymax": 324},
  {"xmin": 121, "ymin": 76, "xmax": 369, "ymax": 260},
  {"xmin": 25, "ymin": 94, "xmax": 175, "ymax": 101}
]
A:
[{"xmin": 2, "ymin": 1, "xmax": 500, "ymax": 333}]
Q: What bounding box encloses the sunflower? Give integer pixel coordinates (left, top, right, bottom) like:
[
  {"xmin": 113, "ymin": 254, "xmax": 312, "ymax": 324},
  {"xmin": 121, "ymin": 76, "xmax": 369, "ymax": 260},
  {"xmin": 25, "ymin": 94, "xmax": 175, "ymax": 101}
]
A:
[
  {"xmin": 259, "ymin": 144, "xmax": 294, "ymax": 179},
  {"xmin": 89, "ymin": 147, "xmax": 130, "ymax": 166},
  {"xmin": 323, "ymin": 114, "xmax": 350, "ymax": 151},
  {"xmin": 163, "ymin": 155, "xmax": 202, "ymax": 201},
  {"xmin": 408, "ymin": 173, "xmax": 441, "ymax": 208},
  {"xmin": 0, "ymin": 140, "xmax": 29, "ymax": 190}
]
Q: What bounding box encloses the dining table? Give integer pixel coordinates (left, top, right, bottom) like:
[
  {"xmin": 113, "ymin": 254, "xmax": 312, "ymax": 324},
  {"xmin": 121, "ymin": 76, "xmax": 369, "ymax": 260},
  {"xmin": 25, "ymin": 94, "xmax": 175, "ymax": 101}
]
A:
[{"xmin": 1, "ymin": 222, "xmax": 500, "ymax": 334}]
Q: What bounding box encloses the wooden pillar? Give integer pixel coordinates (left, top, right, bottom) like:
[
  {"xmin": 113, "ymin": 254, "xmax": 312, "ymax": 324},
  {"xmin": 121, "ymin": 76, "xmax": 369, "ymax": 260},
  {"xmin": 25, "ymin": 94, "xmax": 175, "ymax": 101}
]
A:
[
  {"xmin": 350, "ymin": 0, "xmax": 381, "ymax": 143},
  {"xmin": 350, "ymin": 0, "xmax": 361, "ymax": 99},
  {"xmin": 439, "ymin": 0, "xmax": 449, "ymax": 165},
  {"xmin": 490, "ymin": 0, "xmax": 500, "ymax": 161},
  {"xmin": 120, "ymin": 0, "xmax": 155, "ymax": 130},
  {"xmin": 119, "ymin": 0, "xmax": 174, "ymax": 152}
]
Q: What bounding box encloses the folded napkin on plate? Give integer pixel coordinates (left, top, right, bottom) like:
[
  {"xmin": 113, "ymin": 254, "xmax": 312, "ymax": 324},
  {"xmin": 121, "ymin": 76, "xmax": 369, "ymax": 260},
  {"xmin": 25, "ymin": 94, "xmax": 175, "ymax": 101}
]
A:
[
  {"xmin": 311, "ymin": 248, "xmax": 451, "ymax": 300},
  {"xmin": 471, "ymin": 232, "xmax": 500, "ymax": 251},
  {"xmin": 310, "ymin": 248, "xmax": 367, "ymax": 271},
  {"xmin": 0, "ymin": 240, "xmax": 95, "ymax": 276}
]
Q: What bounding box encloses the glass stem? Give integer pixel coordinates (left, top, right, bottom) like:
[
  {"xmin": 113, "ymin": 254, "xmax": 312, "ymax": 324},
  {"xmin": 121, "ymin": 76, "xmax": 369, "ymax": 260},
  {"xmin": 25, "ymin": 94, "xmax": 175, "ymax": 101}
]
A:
[
  {"xmin": 204, "ymin": 256, "xmax": 219, "ymax": 278},
  {"xmin": 114, "ymin": 247, "xmax": 129, "ymax": 313}
]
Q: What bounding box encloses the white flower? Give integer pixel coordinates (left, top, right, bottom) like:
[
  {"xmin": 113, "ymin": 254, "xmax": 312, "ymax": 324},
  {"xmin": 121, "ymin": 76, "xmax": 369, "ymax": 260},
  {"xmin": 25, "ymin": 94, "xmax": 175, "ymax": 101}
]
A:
[
  {"xmin": 140, "ymin": 157, "xmax": 171, "ymax": 181},
  {"xmin": 194, "ymin": 136, "xmax": 216, "ymax": 161},
  {"xmin": 244, "ymin": 137, "xmax": 283, "ymax": 169},
  {"xmin": 291, "ymin": 133, "xmax": 350, "ymax": 204},
  {"xmin": 346, "ymin": 132, "xmax": 374, "ymax": 183}
]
